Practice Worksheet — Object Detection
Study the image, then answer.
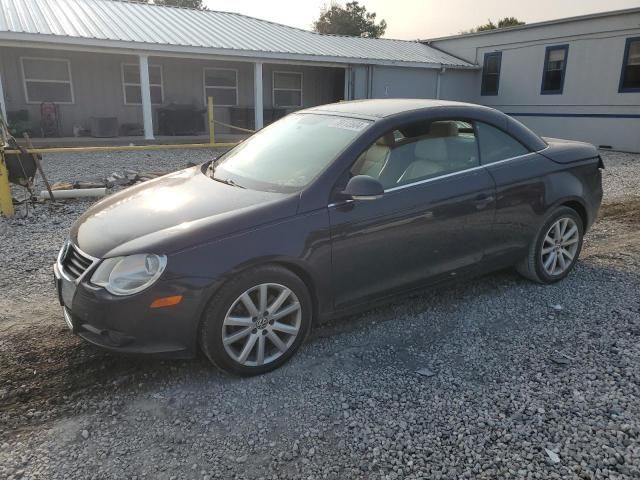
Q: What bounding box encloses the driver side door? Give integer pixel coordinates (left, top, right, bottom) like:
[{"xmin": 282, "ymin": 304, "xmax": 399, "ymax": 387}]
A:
[{"xmin": 328, "ymin": 119, "xmax": 496, "ymax": 310}]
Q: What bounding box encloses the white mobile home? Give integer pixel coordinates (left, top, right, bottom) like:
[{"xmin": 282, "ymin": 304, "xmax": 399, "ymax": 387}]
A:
[{"xmin": 426, "ymin": 8, "xmax": 640, "ymax": 153}]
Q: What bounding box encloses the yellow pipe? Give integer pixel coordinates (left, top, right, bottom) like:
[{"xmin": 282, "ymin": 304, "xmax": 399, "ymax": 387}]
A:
[
  {"xmin": 214, "ymin": 120, "xmax": 255, "ymax": 134},
  {"xmin": 0, "ymin": 147, "xmax": 14, "ymax": 217},
  {"xmin": 208, "ymin": 96, "xmax": 215, "ymax": 145},
  {"xmin": 4, "ymin": 142, "xmax": 237, "ymax": 155}
]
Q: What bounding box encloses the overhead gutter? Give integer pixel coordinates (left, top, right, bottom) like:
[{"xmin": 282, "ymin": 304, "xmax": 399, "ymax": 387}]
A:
[
  {"xmin": 421, "ymin": 6, "xmax": 640, "ymax": 42},
  {"xmin": 0, "ymin": 32, "xmax": 477, "ymax": 70}
]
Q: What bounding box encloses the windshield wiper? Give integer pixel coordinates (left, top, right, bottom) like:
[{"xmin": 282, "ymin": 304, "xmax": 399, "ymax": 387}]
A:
[{"xmin": 213, "ymin": 176, "xmax": 246, "ymax": 189}]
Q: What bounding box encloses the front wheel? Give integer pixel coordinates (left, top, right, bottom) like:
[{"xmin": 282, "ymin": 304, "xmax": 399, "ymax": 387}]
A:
[
  {"xmin": 200, "ymin": 265, "xmax": 312, "ymax": 376},
  {"xmin": 516, "ymin": 206, "xmax": 584, "ymax": 284}
]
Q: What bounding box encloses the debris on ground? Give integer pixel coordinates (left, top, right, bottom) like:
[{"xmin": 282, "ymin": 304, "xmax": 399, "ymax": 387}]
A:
[
  {"xmin": 544, "ymin": 448, "xmax": 561, "ymax": 464},
  {"xmin": 550, "ymin": 354, "xmax": 572, "ymax": 366}
]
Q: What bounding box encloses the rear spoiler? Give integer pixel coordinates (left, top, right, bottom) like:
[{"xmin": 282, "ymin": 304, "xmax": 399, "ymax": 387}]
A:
[{"xmin": 541, "ymin": 137, "xmax": 603, "ymax": 168}]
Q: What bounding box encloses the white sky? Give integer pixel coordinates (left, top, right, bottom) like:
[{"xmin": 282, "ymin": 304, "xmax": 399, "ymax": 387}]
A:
[{"xmin": 203, "ymin": 0, "xmax": 640, "ymax": 39}]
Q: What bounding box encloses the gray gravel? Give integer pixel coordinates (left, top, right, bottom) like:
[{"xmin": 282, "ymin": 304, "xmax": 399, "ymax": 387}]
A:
[{"xmin": 1, "ymin": 150, "xmax": 639, "ymax": 479}]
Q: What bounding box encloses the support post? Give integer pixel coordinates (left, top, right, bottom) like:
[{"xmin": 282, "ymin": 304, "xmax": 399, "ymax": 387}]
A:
[
  {"xmin": 138, "ymin": 54, "xmax": 154, "ymax": 140},
  {"xmin": 343, "ymin": 67, "xmax": 351, "ymax": 101},
  {"xmin": 208, "ymin": 96, "xmax": 215, "ymax": 144},
  {"xmin": 0, "ymin": 147, "xmax": 14, "ymax": 217},
  {"xmin": 254, "ymin": 62, "xmax": 264, "ymax": 130},
  {"xmin": 435, "ymin": 66, "xmax": 446, "ymax": 100},
  {"xmin": 0, "ymin": 73, "xmax": 7, "ymax": 124}
]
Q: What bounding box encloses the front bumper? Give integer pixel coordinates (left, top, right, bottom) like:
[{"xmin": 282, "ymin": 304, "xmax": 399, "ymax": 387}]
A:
[{"xmin": 53, "ymin": 262, "xmax": 205, "ymax": 359}]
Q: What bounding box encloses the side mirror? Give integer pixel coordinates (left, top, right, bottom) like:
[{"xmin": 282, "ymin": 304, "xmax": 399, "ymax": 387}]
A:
[{"xmin": 342, "ymin": 175, "xmax": 384, "ymax": 201}]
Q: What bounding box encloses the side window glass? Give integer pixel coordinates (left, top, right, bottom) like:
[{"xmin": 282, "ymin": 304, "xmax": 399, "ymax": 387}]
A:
[
  {"xmin": 476, "ymin": 122, "xmax": 529, "ymax": 164},
  {"xmin": 351, "ymin": 132, "xmax": 395, "ymax": 180},
  {"xmin": 394, "ymin": 120, "xmax": 479, "ymax": 187},
  {"xmin": 351, "ymin": 121, "xmax": 480, "ymax": 189}
]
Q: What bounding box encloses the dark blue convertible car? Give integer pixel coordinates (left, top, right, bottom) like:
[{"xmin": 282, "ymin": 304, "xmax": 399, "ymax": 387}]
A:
[{"xmin": 54, "ymin": 99, "xmax": 603, "ymax": 375}]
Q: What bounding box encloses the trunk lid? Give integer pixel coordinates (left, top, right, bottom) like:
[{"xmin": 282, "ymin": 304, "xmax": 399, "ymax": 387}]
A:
[{"xmin": 541, "ymin": 137, "xmax": 601, "ymax": 165}]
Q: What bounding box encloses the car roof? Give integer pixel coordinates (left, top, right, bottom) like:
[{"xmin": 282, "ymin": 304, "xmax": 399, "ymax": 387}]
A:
[
  {"xmin": 304, "ymin": 98, "xmax": 483, "ymax": 119},
  {"xmin": 303, "ymin": 98, "xmax": 548, "ymax": 153}
]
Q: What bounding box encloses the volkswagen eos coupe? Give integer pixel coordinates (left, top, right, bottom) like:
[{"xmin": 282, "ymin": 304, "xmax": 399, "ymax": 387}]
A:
[{"xmin": 54, "ymin": 99, "xmax": 603, "ymax": 375}]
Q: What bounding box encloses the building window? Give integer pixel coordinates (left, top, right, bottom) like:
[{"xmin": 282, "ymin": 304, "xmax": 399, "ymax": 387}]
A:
[
  {"xmin": 122, "ymin": 64, "xmax": 164, "ymax": 105},
  {"xmin": 21, "ymin": 57, "xmax": 74, "ymax": 104},
  {"xmin": 619, "ymin": 37, "xmax": 640, "ymax": 92},
  {"xmin": 203, "ymin": 68, "xmax": 238, "ymax": 106},
  {"xmin": 541, "ymin": 45, "xmax": 569, "ymax": 94},
  {"xmin": 273, "ymin": 71, "xmax": 303, "ymax": 107},
  {"xmin": 480, "ymin": 52, "xmax": 501, "ymax": 96}
]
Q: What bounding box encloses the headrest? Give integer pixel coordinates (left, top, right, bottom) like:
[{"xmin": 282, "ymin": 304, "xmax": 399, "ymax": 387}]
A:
[
  {"xmin": 375, "ymin": 132, "xmax": 395, "ymax": 147},
  {"xmin": 428, "ymin": 121, "xmax": 458, "ymax": 138}
]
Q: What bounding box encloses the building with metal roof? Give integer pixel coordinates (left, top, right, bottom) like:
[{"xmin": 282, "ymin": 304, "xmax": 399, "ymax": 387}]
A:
[
  {"xmin": 0, "ymin": 0, "xmax": 475, "ymax": 140},
  {"xmin": 0, "ymin": 1, "xmax": 637, "ymax": 152},
  {"xmin": 0, "ymin": 0, "xmax": 472, "ymax": 69}
]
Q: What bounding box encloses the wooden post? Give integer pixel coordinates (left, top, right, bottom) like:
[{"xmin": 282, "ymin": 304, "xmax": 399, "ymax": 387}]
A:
[
  {"xmin": 24, "ymin": 133, "xmax": 54, "ymax": 201},
  {"xmin": 208, "ymin": 96, "xmax": 215, "ymax": 145},
  {"xmin": 0, "ymin": 146, "xmax": 14, "ymax": 217}
]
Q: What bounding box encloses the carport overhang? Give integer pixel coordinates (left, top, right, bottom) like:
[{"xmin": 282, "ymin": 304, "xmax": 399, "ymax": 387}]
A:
[{"xmin": 0, "ymin": 32, "xmax": 478, "ymax": 140}]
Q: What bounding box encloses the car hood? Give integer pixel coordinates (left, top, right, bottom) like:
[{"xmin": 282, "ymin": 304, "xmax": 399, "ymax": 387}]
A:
[{"xmin": 71, "ymin": 166, "xmax": 297, "ymax": 258}]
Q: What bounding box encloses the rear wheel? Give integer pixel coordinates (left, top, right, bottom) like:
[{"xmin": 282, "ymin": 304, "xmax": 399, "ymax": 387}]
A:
[
  {"xmin": 516, "ymin": 206, "xmax": 584, "ymax": 284},
  {"xmin": 200, "ymin": 265, "xmax": 311, "ymax": 376}
]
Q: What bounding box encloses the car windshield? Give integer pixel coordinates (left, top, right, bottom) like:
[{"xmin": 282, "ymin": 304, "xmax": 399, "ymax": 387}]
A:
[{"xmin": 209, "ymin": 113, "xmax": 372, "ymax": 193}]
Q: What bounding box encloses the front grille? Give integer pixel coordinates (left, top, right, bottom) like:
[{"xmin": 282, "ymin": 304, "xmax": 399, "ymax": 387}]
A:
[{"xmin": 61, "ymin": 243, "xmax": 94, "ymax": 281}]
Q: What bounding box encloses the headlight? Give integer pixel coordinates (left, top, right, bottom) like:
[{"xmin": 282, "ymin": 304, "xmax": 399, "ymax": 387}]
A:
[{"xmin": 90, "ymin": 254, "xmax": 167, "ymax": 296}]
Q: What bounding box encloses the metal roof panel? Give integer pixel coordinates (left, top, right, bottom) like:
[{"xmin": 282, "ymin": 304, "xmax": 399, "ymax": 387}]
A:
[{"xmin": 0, "ymin": 0, "xmax": 474, "ymax": 68}]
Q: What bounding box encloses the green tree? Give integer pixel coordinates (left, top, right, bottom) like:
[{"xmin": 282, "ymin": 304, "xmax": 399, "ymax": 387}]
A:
[
  {"xmin": 313, "ymin": 1, "xmax": 387, "ymax": 38},
  {"xmin": 471, "ymin": 16, "xmax": 525, "ymax": 32},
  {"xmin": 152, "ymin": 0, "xmax": 207, "ymax": 9}
]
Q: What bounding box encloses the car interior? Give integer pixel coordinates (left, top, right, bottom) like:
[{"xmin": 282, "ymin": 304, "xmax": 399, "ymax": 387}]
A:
[{"xmin": 351, "ymin": 120, "xmax": 480, "ymax": 189}]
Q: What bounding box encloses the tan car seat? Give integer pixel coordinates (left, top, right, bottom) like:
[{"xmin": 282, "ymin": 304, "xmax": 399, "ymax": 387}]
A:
[
  {"xmin": 397, "ymin": 122, "xmax": 458, "ymax": 183},
  {"xmin": 352, "ymin": 132, "xmax": 395, "ymax": 178}
]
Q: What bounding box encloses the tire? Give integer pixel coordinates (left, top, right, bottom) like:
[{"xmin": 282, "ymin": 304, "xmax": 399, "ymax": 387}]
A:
[
  {"xmin": 199, "ymin": 265, "xmax": 312, "ymax": 376},
  {"xmin": 516, "ymin": 206, "xmax": 584, "ymax": 284}
]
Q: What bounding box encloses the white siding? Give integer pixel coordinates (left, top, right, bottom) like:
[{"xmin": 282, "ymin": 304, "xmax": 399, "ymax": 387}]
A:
[{"xmin": 430, "ymin": 10, "xmax": 640, "ymax": 152}]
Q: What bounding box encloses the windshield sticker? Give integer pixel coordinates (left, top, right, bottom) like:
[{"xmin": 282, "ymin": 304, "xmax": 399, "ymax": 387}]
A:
[{"xmin": 327, "ymin": 118, "xmax": 369, "ymax": 132}]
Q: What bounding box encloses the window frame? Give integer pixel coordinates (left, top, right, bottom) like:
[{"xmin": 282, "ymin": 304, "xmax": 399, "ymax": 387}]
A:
[
  {"xmin": 619, "ymin": 36, "xmax": 640, "ymax": 93},
  {"xmin": 272, "ymin": 71, "xmax": 304, "ymax": 108},
  {"xmin": 540, "ymin": 44, "xmax": 569, "ymax": 95},
  {"xmin": 343, "ymin": 117, "xmax": 538, "ymax": 198},
  {"xmin": 20, "ymin": 56, "xmax": 74, "ymax": 105},
  {"xmin": 347, "ymin": 118, "xmax": 482, "ymax": 194},
  {"xmin": 203, "ymin": 67, "xmax": 238, "ymax": 107},
  {"xmin": 121, "ymin": 63, "xmax": 164, "ymax": 106},
  {"xmin": 480, "ymin": 52, "xmax": 502, "ymax": 96}
]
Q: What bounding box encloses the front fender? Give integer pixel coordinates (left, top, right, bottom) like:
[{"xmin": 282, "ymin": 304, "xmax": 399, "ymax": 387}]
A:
[{"xmin": 166, "ymin": 208, "xmax": 333, "ymax": 342}]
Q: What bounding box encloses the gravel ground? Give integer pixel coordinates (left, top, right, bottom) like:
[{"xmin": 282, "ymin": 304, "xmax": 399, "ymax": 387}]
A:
[{"xmin": 0, "ymin": 150, "xmax": 639, "ymax": 479}]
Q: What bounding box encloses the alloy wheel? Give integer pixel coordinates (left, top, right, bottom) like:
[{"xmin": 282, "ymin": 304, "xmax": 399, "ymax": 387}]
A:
[
  {"xmin": 541, "ymin": 217, "xmax": 580, "ymax": 276},
  {"xmin": 222, "ymin": 283, "xmax": 301, "ymax": 367}
]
